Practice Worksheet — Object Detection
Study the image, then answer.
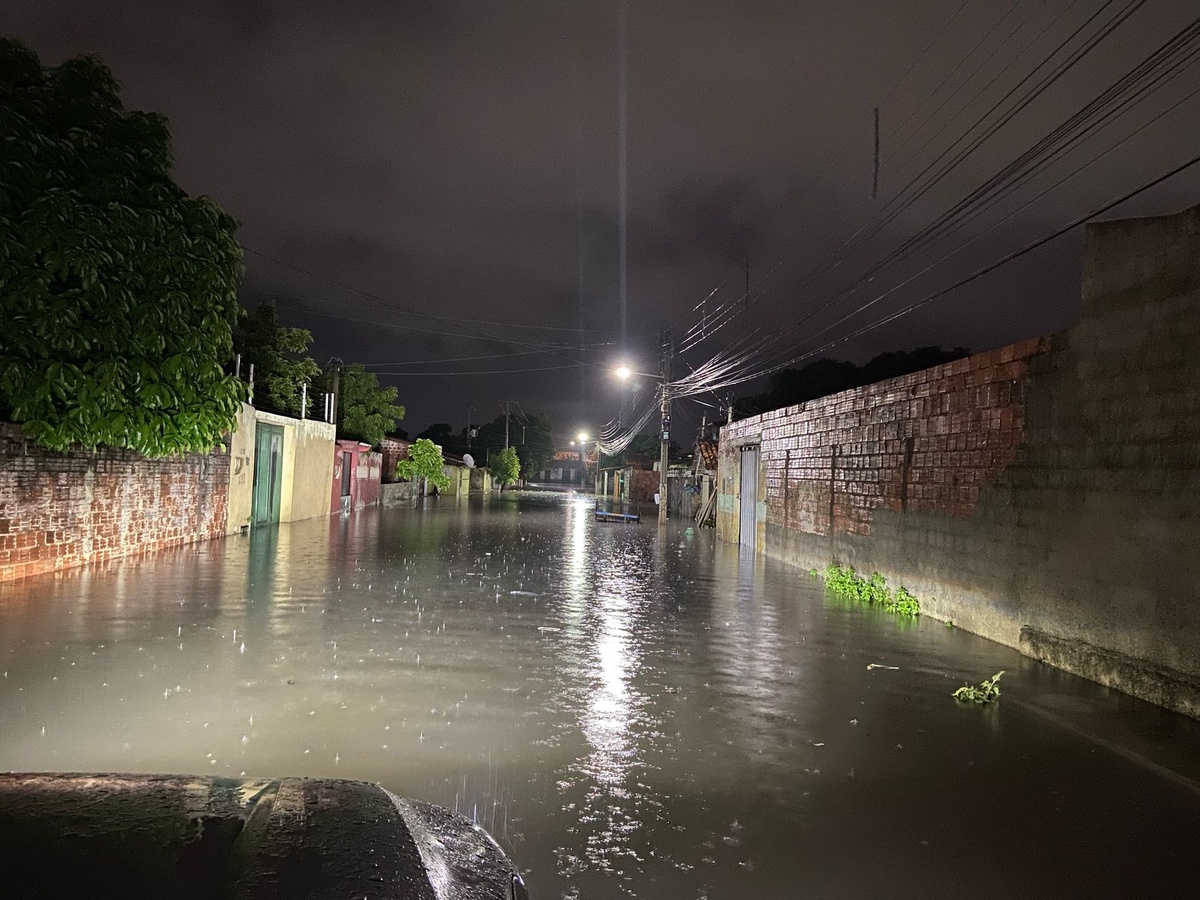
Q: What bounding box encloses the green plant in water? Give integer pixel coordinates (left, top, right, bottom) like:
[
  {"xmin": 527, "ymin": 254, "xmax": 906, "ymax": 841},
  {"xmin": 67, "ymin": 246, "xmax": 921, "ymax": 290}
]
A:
[
  {"xmin": 823, "ymin": 565, "xmax": 921, "ymax": 616},
  {"xmin": 953, "ymin": 671, "xmax": 1004, "ymax": 704}
]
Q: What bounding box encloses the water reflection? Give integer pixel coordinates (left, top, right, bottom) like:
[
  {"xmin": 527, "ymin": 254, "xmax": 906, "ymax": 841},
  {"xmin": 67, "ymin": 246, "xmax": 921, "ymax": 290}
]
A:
[
  {"xmin": 555, "ymin": 498, "xmax": 651, "ymax": 879},
  {"xmin": 3, "ymin": 497, "xmax": 1200, "ymax": 899}
]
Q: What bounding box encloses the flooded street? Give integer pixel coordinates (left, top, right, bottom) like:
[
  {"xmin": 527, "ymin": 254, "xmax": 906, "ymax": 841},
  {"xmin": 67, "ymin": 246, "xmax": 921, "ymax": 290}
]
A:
[{"xmin": 2, "ymin": 494, "xmax": 1199, "ymax": 898}]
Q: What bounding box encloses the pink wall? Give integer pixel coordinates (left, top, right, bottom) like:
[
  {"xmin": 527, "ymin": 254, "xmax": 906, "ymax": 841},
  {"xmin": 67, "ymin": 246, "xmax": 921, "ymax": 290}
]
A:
[{"xmin": 331, "ymin": 441, "xmax": 382, "ymax": 512}]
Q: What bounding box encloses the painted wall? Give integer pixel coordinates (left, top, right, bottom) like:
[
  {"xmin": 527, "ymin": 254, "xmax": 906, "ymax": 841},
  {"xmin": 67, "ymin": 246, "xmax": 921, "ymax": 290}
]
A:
[
  {"xmin": 279, "ymin": 413, "xmax": 337, "ymax": 521},
  {"xmin": 717, "ymin": 204, "xmax": 1200, "ymax": 718},
  {"xmin": 331, "ymin": 441, "xmax": 382, "ymax": 512},
  {"xmin": 0, "ymin": 424, "xmax": 229, "ymax": 582},
  {"xmin": 225, "ymin": 403, "xmax": 256, "ymax": 533},
  {"xmin": 226, "ymin": 407, "xmax": 336, "ymax": 528}
]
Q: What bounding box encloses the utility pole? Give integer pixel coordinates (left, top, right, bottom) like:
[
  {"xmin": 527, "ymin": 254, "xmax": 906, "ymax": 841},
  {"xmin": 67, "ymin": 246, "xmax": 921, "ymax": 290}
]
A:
[
  {"xmin": 503, "ymin": 401, "xmax": 511, "ymax": 449},
  {"xmin": 872, "ymin": 107, "xmax": 880, "ymax": 199},
  {"xmin": 327, "ymin": 358, "xmax": 344, "ymax": 429},
  {"xmin": 659, "ymin": 328, "xmax": 672, "ymax": 526}
]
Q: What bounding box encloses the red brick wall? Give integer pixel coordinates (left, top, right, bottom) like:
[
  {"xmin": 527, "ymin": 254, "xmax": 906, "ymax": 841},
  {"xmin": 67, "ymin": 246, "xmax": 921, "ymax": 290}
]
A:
[
  {"xmin": 0, "ymin": 424, "xmax": 230, "ymax": 582},
  {"xmin": 379, "ymin": 437, "xmax": 411, "ymax": 484},
  {"xmin": 724, "ymin": 336, "xmax": 1051, "ymax": 539},
  {"xmin": 715, "ymin": 203, "xmax": 1200, "ymax": 719}
]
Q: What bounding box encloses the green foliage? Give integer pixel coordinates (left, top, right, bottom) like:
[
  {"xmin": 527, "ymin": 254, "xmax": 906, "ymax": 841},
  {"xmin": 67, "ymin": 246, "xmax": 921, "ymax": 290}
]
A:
[
  {"xmin": 322, "ymin": 364, "xmax": 405, "ymax": 447},
  {"xmin": 953, "ymin": 671, "xmax": 1004, "ymax": 704},
  {"xmin": 416, "ymin": 422, "xmax": 455, "ymax": 444},
  {"xmin": 466, "ymin": 412, "xmax": 555, "ymax": 479},
  {"xmin": 0, "ymin": 40, "xmax": 245, "ymax": 455},
  {"xmin": 516, "ymin": 413, "xmax": 554, "ymax": 479},
  {"xmin": 233, "ymin": 300, "xmax": 320, "ymax": 417},
  {"xmin": 488, "ymin": 446, "xmax": 521, "ymax": 487},
  {"xmin": 395, "ymin": 438, "xmax": 449, "ymax": 491},
  {"xmin": 823, "ymin": 565, "xmax": 921, "ymax": 616}
]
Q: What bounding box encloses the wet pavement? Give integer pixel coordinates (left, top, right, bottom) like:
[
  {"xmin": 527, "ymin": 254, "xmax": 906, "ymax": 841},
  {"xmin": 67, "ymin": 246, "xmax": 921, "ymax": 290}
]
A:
[{"xmin": 2, "ymin": 493, "xmax": 1199, "ymax": 898}]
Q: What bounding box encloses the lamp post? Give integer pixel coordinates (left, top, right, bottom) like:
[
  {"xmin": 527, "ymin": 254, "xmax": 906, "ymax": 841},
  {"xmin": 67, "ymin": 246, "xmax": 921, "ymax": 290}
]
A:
[
  {"xmin": 615, "ymin": 333, "xmax": 672, "ymax": 526},
  {"xmin": 576, "ymin": 431, "xmax": 589, "ymax": 488},
  {"xmin": 657, "ymin": 330, "xmax": 672, "ymax": 526}
]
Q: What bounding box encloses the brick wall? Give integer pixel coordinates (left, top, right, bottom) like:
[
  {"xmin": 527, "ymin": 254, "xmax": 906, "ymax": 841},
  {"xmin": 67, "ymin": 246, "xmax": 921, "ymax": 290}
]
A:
[
  {"xmin": 717, "ymin": 204, "xmax": 1200, "ymax": 718},
  {"xmin": 0, "ymin": 424, "xmax": 230, "ymax": 582},
  {"xmin": 720, "ymin": 336, "xmax": 1049, "ymax": 542},
  {"xmin": 379, "ymin": 437, "xmax": 411, "ymax": 484}
]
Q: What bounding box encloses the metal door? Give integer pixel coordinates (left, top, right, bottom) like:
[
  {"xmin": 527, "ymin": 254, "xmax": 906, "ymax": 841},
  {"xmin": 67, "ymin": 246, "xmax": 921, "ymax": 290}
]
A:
[
  {"xmin": 340, "ymin": 452, "xmax": 353, "ymax": 498},
  {"xmin": 251, "ymin": 424, "xmax": 284, "ymax": 525},
  {"xmin": 739, "ymin": 446, "xmax": 759, "ymax": 549}
]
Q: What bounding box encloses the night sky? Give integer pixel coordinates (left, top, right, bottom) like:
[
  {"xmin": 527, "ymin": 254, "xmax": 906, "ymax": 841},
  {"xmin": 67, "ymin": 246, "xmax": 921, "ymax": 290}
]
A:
[{"xmin": 7, "ymin": 1, "xmax": 1200, "ymax": 439}]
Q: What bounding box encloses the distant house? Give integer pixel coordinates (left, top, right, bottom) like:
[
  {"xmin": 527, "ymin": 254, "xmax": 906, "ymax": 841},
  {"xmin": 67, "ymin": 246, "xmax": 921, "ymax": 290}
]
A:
[{"xmin": 534, "ymin": 448, "xmax": 587, "ymax": 486}]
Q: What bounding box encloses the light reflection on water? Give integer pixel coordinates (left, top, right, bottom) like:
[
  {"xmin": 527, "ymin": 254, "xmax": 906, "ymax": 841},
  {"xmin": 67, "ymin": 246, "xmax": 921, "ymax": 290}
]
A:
[{"xmin": 2, "ymin": 495, "xmax": 1200, "ymax": 898}]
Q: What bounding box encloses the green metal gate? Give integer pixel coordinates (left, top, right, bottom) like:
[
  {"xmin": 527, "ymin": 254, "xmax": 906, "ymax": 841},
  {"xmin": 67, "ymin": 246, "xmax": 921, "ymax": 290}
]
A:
[{"xmin": 251, "ymin": 423, "xmax": 284, "ymax": 525}]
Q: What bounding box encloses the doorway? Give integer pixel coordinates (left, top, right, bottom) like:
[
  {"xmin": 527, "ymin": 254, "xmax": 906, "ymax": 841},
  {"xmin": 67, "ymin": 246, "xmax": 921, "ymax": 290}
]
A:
[
  {"xmin": 738, "ymin": 445, "xmax": 759, "ymax": 550},
  {"xmin": 251, "ymin": 424, "xmax": 284, "ymax": 525}
]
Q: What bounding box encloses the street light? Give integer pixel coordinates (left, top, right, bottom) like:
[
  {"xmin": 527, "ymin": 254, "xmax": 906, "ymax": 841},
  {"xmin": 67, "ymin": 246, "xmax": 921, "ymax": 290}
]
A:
[
  {"xmin": 576, "ymin": 431, "xmax": 589, "ymax": 487},
  {"xmin": 612, "ymin": 333, "xmax": 673, "ymax": 526}
]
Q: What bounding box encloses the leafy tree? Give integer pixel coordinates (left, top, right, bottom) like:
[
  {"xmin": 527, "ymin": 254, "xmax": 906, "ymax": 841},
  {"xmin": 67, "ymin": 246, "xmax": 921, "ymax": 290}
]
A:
[
  {"xmin": 464, "ymin": 412, "xmax": 554, "ymax": 478},
  {"xmin": 0, "ymin": 40, "xmax": 245, "ymax": 455},
  {"xmin": 488, "ymin": 446, "xmax": 520, "ymax": 489},
  {"xmin": 416, "ymin": 422, "xmax": 455, "ymax": 444},
  {"xmin": 319, "ymin": 364, "xmax": 405, "ymax": 447},
  {"xmin": 233, "ymin": 300, "xmax": 320, "ymax": 417},
  {"xmin": 621, "ymin": 434, "xmax": 682, "ymax": 465},
  {"xmin": 395, "ymin": 438, "xmax": 449, "ymax": 492},
  {"xmin": 736, "ymin": 346, "xmax": 969, "ymax": 419},
  {"xmin": 516, "ymin": 413, "xmax": 554, "ymax": 479}
]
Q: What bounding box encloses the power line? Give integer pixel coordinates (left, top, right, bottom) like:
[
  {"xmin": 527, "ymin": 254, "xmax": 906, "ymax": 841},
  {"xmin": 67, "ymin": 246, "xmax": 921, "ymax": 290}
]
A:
[{"xmin": 684, "ymin": 148, "xmax": 1200, "ymax": 396}]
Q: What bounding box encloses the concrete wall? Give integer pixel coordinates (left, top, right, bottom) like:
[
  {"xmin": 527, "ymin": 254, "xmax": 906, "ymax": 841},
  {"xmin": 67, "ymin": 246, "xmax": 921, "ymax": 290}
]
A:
[
  {"xmin": 717, "ymin": 204, "xmax": 1200, "ymax": 718},
  {"xmin": 331, "ymin": 441, "xmax": 381, "ymax": 512},
  {"xmin": 469, "ymin": 468, "xmax": 492, "ymax": 494},
  {"xmin": 226, "ymin": 407, "xmax": 335, "ymax": 529},
  {"xmin": 225, "ymin": 403, "xmax": 256, "ymax": 532},
  {"xmin": 282, "ymin": 414, "xmax": 338, "ymax": 521},
  {"xmin": 0, "ymin": 424, "xmax": 229, "ymax": 582}
]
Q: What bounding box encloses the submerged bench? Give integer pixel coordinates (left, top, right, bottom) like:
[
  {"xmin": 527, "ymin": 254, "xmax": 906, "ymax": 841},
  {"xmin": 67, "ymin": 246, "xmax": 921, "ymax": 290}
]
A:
[
  {"xmin": 0, "ymin": 773, "xmax": 529, "ymax": 899},
  {"xmin": 595, "ymin": 510, "xmax": 640, "ymax": 523}
]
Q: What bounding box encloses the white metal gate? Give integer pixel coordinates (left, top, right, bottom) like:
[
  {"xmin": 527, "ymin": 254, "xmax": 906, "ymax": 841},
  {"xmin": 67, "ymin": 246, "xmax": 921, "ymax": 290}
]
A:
[{"xmin": 739, "ymin": 446, "xmax": 759, "ymax": 549}]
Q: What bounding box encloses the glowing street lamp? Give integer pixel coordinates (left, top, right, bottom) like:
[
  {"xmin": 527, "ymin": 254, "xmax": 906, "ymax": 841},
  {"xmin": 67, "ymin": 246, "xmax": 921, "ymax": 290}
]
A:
[{"xmin": 612, "ymin": 339, "xmax": 673, "ymax": 525}]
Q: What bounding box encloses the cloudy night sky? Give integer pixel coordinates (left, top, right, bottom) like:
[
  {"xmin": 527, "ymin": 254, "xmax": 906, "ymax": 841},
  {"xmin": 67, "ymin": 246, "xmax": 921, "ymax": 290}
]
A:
[{"xmin": 6, "ymin": 0, "xmax": 1200, "ymax": 439}]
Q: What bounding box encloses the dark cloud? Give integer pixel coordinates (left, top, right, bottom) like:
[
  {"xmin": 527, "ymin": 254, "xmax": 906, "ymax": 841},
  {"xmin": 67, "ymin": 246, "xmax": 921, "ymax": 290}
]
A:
[{"xmin": 6, "ymin": 0, "xmax": 1200, "ymax": 436}]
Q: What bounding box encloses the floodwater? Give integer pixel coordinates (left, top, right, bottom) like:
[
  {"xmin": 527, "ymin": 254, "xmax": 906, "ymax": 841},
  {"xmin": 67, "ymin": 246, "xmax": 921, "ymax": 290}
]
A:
[{"xmin": 2, "ymin": 494, "xmax": 1199, "ymax": 899}]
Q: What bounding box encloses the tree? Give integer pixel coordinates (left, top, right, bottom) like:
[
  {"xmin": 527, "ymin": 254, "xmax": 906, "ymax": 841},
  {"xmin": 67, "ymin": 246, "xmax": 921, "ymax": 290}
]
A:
[
  {"xmin": 416, "ymin": 422, "xmax": 455, "ymax": 444},
  {"xmin": 233, "ymin": 300, "xmax": 320, "ymax": 417},
  {"xmin": 488, "ymin": 446, "xmax": 520, "ymax": 489},
  {"xmin": 463, "ymin": 411, "xmax": 554, "ymax": 479},
  {"xmin": 516, "ymin": 413, "xmax": 554, "ymax": 480},
  {"xmin": 319, "ymin": 364, "xmax": 405, "ymax": 447},
  {"xmin": 0, "ymin": 40, "xmax": 245, "ymax": 455},
  {"xmin": 736, "ymin": 347, "xmax": 970, "ymax": 419},
  {"xmin": 395, "ymin": 438, "xmax": 449, "ymax": 492}
]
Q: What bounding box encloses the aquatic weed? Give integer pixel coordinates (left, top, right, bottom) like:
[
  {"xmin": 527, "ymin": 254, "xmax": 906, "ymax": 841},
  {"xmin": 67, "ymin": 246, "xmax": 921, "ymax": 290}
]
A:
[
  {"xmin": 823, "ymin": 565, "xmax": 921, "ymax": 617},
  {"xmin": 953, "ymin": 671, "xmax": 1004, "ymax": 704}
]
